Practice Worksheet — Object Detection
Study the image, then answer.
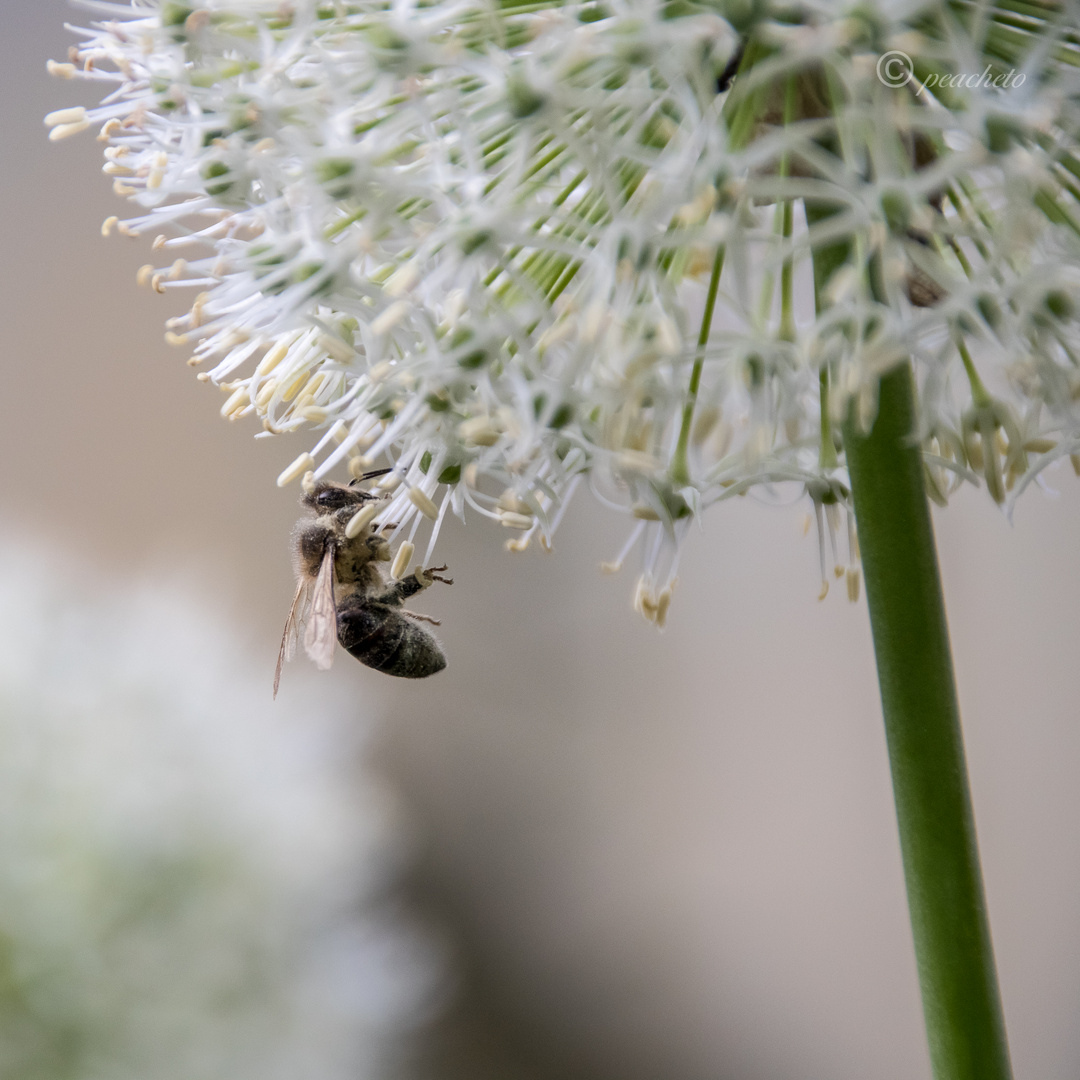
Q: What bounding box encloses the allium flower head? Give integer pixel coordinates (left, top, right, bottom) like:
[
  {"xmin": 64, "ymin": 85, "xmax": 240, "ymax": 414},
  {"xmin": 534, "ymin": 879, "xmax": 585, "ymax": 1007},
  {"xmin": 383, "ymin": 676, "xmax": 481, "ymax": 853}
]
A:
[{"xmin": 49, "ymin": 0, "xmax": 1080, "ymax": 617}]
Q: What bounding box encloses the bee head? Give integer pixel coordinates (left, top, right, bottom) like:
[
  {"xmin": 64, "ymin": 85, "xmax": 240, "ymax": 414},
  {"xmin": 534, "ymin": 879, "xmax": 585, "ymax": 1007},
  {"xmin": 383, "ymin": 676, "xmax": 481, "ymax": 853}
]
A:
[{"xmin": 302, "ymin": 481, "xmax": 373, "ymax": 513}]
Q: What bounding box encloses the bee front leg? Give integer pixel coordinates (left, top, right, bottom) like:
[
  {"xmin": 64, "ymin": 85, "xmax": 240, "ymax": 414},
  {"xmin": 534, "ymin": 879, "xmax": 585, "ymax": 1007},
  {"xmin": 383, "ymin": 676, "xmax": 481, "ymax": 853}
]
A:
[{"xmin": 378, "ymin": 565, "xmax": 453, "ymax": 606}]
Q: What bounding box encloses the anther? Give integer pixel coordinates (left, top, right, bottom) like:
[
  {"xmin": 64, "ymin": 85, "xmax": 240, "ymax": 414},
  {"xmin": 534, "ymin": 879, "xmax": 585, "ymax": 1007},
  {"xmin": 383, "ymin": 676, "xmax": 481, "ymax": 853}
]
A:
[
  {"xmin": 377, "ymin": 471, "xmax": 401, "ymax": 491},
  {"xmin": 409, "ymin": 487, "xmax": 440, "ymax": 520},
  {"xmin": 44, "ymin": 106, "xmax": 87, "ymax": 128},
  {"xmin": 505, "ymin": 537, "xmax": 531, "ymax": 553},
  {"xmin": 255, "ymin": 380, "xmax": 277, "ymax": 408},
  {"xmin": 98, "ymin": 118, "xmax": 121, "ymax": 141},
  {"xmin": 101, "ymin": 216, "xmax": 118, "ymax": 237},
  {"xmin": 459, "ymin": 417, "xmax": 501, "ymax": 446},
  {"xmin": 345, "ymin": 504, "xmax": 380, "ymax": 539},
  {"xmin": 167, "ymin": 259, "xmax": 187, "ymax": 280},
  {"xmin": 371, "ymin": 301, "xmax": 409, "ymax": 336},
  {"xmin": 150, "ymin": 273, "xmax": 166, "ymax": 294},
  {"xmin": 277, "ymin": 452, "xmax": 315, "ymax": 487},
  {"xmin": 47, "ymin": 60, "xmax": 77, "ymax": 79},
  {"xmin": 631, "ymin": 504, "xmax": 661, "ymax": 521},
  {"xmin": 301, "ymin": 471, "xmax": 317, "ymax": 495},
  {"xmin": 220, "ymin": 386, "xmax": 249, "ymax": 418},
  {"xmin": 390, "ymin": 541, "xmax": 415, "ymax": 580},
  {"xmin": 136, "ymin": 265, "xmax": 154, "ymax": 288},
  {"xmin": 499, "ymin": 511, "xmax": 534, "ymax": 530},
  {"xmin": 165, "ymin": 331, "xmax": 188, "ymax": 347}
]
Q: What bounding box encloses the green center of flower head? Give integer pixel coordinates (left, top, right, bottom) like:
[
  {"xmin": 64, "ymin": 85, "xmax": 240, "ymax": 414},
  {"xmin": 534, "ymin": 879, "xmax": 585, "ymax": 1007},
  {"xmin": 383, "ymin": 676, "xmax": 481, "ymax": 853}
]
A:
[{"xmin": 49, "ymin": 0, "xmax": 1080, "ymax": 620}]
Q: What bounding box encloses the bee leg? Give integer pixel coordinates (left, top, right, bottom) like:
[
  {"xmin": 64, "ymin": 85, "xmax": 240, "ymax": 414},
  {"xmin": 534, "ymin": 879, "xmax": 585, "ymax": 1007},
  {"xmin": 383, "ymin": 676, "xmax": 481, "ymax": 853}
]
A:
[
  {"xmin": 402, "ymin": 610, "xmax": 441, "ymax": 626},
  {"xmin": 376, "ymin": 565, "xmax": 452, "ymax": 606}
]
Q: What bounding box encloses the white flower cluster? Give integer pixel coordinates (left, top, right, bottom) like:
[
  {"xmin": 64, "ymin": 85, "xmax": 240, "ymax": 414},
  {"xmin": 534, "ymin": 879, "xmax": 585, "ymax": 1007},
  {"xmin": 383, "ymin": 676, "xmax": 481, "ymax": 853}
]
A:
[
  {"xmin": 49, "ymin": 0, "xmax": 1080, "ymax": 616},
  {"xmin": 0, "ymin": 529, "xmax": 441, "ymax": 1080}
]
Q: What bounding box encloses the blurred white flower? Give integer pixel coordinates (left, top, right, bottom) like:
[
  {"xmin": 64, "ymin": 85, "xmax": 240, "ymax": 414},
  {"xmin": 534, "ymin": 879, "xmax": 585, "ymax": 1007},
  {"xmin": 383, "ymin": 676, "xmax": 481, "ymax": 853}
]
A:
[
  {"xmin": 48, "ymin": 0, "xmax": 1080, "ymax": 615},
  {"xmin": 0, "ymin": 528, "xmax": 443, "ymax": 1080}
]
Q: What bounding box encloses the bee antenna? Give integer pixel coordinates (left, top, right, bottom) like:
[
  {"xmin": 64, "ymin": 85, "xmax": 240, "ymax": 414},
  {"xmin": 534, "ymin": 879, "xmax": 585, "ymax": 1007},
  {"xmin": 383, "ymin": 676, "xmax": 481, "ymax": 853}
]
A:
[{"xmin": 349, "ymin": 467, "xmax": 393, "ymax": 487}]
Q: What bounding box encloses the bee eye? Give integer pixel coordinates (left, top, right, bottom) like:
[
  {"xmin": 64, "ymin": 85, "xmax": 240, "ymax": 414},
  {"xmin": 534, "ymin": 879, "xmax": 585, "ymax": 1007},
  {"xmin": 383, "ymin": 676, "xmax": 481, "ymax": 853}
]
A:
[{"xmin": 315, "ymin": 489, "xmax": 350, "ymax": 509}]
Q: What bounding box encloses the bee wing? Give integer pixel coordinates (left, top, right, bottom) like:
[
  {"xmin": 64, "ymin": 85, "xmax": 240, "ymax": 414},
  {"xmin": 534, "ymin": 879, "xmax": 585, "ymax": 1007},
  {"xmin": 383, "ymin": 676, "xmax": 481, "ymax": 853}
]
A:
[
  {"xmin": 274, "ymin": 578, "xmax": 308, "ymax": 699},
  {"xmin": 303, "ymin": 545, "xmax": 338, "ymax": 671}
]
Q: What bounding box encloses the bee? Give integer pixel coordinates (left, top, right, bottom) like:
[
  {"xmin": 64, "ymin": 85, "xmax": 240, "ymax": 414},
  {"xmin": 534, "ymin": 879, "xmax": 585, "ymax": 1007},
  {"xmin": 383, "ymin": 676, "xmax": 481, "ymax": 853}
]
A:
[{"xmin": 274, "ymin": 474, "xmax": 453, "ymax": 696}]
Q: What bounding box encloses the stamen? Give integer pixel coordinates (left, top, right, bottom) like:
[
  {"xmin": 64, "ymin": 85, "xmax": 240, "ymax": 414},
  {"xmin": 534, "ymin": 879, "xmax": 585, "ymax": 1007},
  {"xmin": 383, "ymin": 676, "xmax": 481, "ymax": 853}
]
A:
[
  {"xmin": 409, "ymin": 486, "xmax": 440, "ymax": 521},
  {"xmin": 277, "ymin": 452, "xmax": 315, "ymax": 487},
  {"xmin": 499, "ymin": 511, "xmax": 534, "ymax": 529},
  {"xmin": 345, "ymin": 503, "xmax": 379, "ymax": 538},
  {"xmin": 390, "ymin": 541, "xmax": 414, "ymax": 580}
]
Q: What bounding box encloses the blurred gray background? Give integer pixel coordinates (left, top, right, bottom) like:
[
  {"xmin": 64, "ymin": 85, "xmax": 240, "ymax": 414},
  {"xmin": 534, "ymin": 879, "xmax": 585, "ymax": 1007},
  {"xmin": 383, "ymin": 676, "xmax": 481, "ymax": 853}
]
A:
[{"xmin": 4, "ymin": 3, "xmax": 1080, "ymax": 1077}]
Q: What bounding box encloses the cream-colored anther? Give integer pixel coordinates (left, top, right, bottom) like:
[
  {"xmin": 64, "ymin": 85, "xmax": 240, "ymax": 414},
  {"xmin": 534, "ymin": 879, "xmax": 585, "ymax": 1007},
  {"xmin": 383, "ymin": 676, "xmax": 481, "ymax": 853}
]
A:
[
  {"xmin": 1071, "ymin": 454, "xmax": 1080, "ymax": 477},
  {"xmin": 497, "ymin": 490, "xmax": 530, "ymax": 516},
  {"xmin": 186, "ymin": 357, "xmax": 202, "ymax": 368},
  {"xmin": 136, "ymin": 264, "xmax": 154, "ymax": 288},
  {"xmin": 45, "ymin": 105, "xmax": 87, "ymax": 128},
  {"xmin": 150, "ymin": 273, "xmax": 167, "ymax": 295},
  {"xmin": 818, "ymin": 580, "xmax": 830, "ymax": 601},
  {"xmin": 103, "ymin": 161, "xmax": 135, "ymax": 176},
  {"xmin": 459, "ymin": 417, "xmax": 501, "ymax": 446},
  {"xmin": 616, "ymin": 450, "xmax": 659, "ymax": 473},
  {"xmin": 255, "ymin": 336, "xmax": 293, "ymax": 376},
  {"xmin": 48, "ymin": 119, "xmax": 88, "ymax": 142},
  {"xmin": 539, "ymin": 535, "xmax": 553, "ymax": 553},
  {"xmin": 631, "ymin": 503, "xmax": 661, "ymax": 521},
  {"xmin": 499, "ymin": 511, "xmax": 534, "ymax": 530},
  {"xmin": 196, "ymin": 372, "xmax": 212, "ymax": 382},
  {"xmin": 252, "ymin": 137, "xmax": 276, "ymax": 153},
  {"xmin": 384, "ymin": 262, "xmax": 420, "ymax": 297},
  {"xmin": 330, "ymin": 421, "xmax": 349, "ymax": 444},
  {"xmin": 112, "ymin": 179, "xmax": 136, "ymax": 196},
  {"xmin": 281, "ymin": 372, "xmax": 310, "ymax": 403},
  {"xmin": 390, "ymin": 541, "xmax": 414, "ymax": 581},
  {"xmin": 600, "ymin": 560, "xmax": 621, "ymax": 574},
  {"xmin": 101, "ymin": 216, "xmax": 118, "ymax": 237},
  {"xmin": 255, "ymin": 380, "xmax": 277, "ymax": 408},
  {"xmin": 47, "ymin": 60, "xmax": 77, "ymax": 78},
  {"xmin": 220, "ymin": 386, "xmax": 249, "ymax": 418},
  {"xmin": 167, "ymin": 258, "xmax": 186, "ymax": 280},
  {"xmin": 377, "ymin": 471, "xmax": 401, "ymax": 491},
  {"xmin": 408, "ymin": 487, "xmax": 440, "ymax": 521},
  {"xmin": 300, "ymin": 471, "xmax": 317, "ymax": 495},
  {"xmin": 301, "ymin": 406, "xmax": 328, "ymax": 423},
  {"xmin": 367, "ymin": 361, "xmax": 393, "ymax": 383},
  {"xmin": 343, "ymin": 503, "xmax": 379, "ymax": 539},
  {"xmin": 1023, "ymin": 437, "xmax": 1056, "ymax": 454},
  {"xmin": 371, "ymin": 301, "xmax": 409, "ymax": 336},
  {"xmin": 164, "ymin": 331, "xmax": 188, "ymax": 347},
  {"xmin": 318, "ymin": 333, "xmax": 354, "ymax": 363},
  {"xmin": 97, "ymin": 117, "xmax": 121, "ymax": 140},
  {"xmin": 503, "ymin": 536, "xmax": 529, "ymax": 553},
  {"xmin": 464, "ymin": 464, "xmax": 479, "ymax": 489},
  {"xmin": 277, "ymin": 452, "xmax": 315, "ymax": 488}
]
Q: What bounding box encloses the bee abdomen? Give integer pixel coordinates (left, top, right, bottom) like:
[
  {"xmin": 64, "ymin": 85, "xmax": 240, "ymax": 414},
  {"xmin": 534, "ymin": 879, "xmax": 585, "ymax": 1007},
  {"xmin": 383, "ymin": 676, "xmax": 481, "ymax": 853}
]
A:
[{"xmin": 336, "ymin": 598, "xmax": 447, "ymax": 678}]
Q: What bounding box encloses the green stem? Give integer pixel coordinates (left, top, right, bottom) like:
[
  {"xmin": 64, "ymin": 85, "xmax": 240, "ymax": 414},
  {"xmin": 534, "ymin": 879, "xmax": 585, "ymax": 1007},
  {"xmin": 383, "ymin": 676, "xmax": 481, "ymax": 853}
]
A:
[
  {"xmin": 669, "ymin": 244, "xmax": 725, "ymax": 487},
  {"xmin": 842, "ymin": 364, "xmax": 1013, "ymax": 1080}
]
